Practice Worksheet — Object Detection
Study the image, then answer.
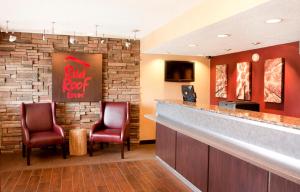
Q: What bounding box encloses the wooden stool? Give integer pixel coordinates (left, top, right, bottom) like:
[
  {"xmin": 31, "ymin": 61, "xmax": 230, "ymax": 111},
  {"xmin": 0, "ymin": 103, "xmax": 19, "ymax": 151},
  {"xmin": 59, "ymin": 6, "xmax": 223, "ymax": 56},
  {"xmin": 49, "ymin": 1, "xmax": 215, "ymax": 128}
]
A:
[{"xmin": 69, "ymin": 129, "xmax": 87, "ymax": 156}]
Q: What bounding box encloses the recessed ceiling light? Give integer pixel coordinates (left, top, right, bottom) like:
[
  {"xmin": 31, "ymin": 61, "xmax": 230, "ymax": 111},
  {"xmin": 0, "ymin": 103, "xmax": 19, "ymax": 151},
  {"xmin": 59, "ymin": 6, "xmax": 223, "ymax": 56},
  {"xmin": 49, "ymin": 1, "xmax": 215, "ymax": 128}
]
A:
[
  {"xmin": 225, "ymin": 49, "xmax": 232, "ymax": 52},
  {"xmin": 265, "ymin": 18, "xmax": 283, "ymax": 24},
  {"xmin": 217, "ymin": 34, "xmax": 231, "ymax": 38},
  {"xmin": 188, "ymin": 44, "xmax": 197, "ymax": 47},
  {"xmin": 252, "ymin": 42, "xmax": 261, "ymax": 45}
]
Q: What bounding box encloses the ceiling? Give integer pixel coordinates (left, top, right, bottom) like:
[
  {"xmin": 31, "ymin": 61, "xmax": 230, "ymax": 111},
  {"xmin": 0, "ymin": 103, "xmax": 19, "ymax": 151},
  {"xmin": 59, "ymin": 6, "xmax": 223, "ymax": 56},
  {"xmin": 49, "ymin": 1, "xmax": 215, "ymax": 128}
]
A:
[
  {"xmin": 147, "ymin": 0, "xmax": 300, "ymax": 56},
  {"xmin": 0, "ymin": 0, "xmax": 202, "ymax": 38},
  {"xmin": 0, "ymin": 0, "xmax": 299, "ymax": 56}
]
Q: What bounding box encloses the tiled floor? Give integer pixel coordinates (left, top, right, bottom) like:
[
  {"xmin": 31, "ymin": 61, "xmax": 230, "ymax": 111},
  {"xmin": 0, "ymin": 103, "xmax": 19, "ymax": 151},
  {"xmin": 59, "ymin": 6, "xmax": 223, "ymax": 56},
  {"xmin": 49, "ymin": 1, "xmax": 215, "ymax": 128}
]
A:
[{"xmin": 0, "ymin": 144, "xmax": 191, "ymax": 192}]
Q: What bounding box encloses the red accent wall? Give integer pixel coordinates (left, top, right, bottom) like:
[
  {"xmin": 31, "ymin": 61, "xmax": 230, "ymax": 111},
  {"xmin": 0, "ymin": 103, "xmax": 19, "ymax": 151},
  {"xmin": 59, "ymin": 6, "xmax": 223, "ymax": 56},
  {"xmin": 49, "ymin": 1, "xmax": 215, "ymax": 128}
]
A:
[{"xmin": 210, "ymin": 42, "xmax": 300, "ymax": 117}]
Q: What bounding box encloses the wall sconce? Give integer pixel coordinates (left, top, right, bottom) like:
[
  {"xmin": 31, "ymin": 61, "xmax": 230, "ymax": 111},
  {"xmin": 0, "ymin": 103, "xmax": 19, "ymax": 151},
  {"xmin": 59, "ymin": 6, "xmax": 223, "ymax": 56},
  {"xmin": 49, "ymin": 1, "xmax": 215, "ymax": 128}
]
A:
[{"xmin": 252, "ymin": 53, "xmax": 260, "ymax": 62}]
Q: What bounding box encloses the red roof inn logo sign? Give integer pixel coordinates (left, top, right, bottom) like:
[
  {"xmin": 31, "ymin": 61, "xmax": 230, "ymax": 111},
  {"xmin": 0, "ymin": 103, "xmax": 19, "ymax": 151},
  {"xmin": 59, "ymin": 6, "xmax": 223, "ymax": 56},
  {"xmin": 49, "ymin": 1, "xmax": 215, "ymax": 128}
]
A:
[{"xmin": 52, "ymin": 53, "xmax": 102, "ymax": 102}]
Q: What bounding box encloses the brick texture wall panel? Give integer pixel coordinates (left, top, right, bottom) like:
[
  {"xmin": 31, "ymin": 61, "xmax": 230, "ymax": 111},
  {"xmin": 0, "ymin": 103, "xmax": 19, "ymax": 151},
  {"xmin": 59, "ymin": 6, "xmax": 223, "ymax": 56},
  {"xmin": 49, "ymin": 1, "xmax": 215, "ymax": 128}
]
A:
[{"xmin": 0, "ymin": 32, "xmax": 140, "ymax": 153}]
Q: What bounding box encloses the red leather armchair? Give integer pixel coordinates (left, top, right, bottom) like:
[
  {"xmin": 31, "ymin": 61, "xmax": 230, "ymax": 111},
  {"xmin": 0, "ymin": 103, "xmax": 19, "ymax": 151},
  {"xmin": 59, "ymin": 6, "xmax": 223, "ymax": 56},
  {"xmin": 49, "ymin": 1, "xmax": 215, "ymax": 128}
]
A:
[
  {"xmin": 89, "ymin": 101, "xmax": 130, "ymax": 159},
  {"xmin": 21, "ymin": 102, "xmax": 66, "ymax": 165}
]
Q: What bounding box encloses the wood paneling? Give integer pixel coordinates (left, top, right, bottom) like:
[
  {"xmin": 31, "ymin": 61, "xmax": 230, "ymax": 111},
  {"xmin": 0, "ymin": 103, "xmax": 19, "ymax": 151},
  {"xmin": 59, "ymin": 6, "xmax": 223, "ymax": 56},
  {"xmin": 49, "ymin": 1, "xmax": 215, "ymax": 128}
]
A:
[
  {"xmin": 176, "ymin": 132, "xmax": 209, "ymax": 192},
  {"xmin": 156, "ymin": 123, "xmax": 176, "ymax": 168},
  {"xmin": 208, "ymin": 147, "xmax": 268, "ymax": 192},
  {"xmin": 270, "ymin": 173, "xmax": 300, "ymax": 192}
]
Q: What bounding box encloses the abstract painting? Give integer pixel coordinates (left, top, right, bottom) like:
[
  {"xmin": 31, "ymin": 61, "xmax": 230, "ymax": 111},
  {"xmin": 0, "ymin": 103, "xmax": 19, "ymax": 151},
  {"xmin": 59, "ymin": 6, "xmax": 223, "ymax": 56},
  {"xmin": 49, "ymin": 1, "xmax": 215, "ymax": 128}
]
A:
[
  {"xmin": 236, "ymin": 62, "xmax": 251, "ymax": 100},
  {"xmin": 264, "ymin": 58, "xmax": 284, "ymax": 103},
  {"xmin": 215, "ymin": 64, "xmax": 227, "ymax": 98},
  {"xmin": 52, "ymin": 52, "xmax": 102, "ymax": 102}
]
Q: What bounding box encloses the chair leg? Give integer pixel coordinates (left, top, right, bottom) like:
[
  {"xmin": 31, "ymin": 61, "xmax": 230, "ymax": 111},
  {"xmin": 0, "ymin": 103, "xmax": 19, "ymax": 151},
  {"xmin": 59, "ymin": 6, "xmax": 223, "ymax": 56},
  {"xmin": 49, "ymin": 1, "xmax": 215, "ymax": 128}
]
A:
[
  {"xmin": 22, "ymin": 143, "xmax": 26, "ymax": 158},
  {"xmin": 121, "ymin": 143, "xmax": 124, "ymax": 159},
  {"xmin": 100, "ymin": 142, "xmax": 104, "ymax": 150},
  {"xmin": 27, "ymin": 147, "xmax": 31, "ymax": 166},
  {"xmin": 127, "ymin": 138, "xmax": 130, "ymax": 151},
  {"xmin": 61, "ymin": 143, "xmax": 66, "ymax": 159},
  {"xmin": 89, "ymin": 141, "xmax": 93, "ymax": 156}
]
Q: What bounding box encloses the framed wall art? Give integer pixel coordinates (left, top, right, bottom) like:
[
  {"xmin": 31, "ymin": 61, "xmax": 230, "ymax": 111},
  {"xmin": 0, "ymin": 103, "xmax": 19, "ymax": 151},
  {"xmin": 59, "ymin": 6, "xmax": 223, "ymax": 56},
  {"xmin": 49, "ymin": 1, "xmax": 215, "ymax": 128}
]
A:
[
  {"xmin": 215, "ymin": 64, "xmax": 227, "ymax": 98},
  {"xmin": 236, "ymin": 62, "xmax": 251, "ymax": 100},
  {"xmin": 264, "ymin": 58, "xmax": 284, "ymax": 103},
  {"xmin": 52, "ymin": 52, "xmax": 102, "ymax": 102}
]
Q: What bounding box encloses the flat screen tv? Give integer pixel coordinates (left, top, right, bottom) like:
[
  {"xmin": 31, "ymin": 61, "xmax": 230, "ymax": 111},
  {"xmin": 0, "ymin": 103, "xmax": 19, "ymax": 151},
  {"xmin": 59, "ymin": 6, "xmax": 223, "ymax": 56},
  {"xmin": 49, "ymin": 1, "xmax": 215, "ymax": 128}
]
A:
[{"xmin": 165, "ymin": 60, "xmax": 195, "ymax": 82}]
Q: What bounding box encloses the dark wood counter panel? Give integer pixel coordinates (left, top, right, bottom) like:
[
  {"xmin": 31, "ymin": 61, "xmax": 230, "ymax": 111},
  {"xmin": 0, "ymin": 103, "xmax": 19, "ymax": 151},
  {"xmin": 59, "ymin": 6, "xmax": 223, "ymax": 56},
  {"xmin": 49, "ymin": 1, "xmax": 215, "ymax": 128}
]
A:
[{"xmin": 155, "ymin": 122, "xmax": 300, "ymax": 192}]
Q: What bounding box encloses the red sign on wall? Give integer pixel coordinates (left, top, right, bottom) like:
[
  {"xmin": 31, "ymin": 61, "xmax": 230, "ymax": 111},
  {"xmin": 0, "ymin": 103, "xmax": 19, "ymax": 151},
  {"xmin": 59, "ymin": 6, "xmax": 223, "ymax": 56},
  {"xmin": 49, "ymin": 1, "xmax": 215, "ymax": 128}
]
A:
[{"xmin": 52, "ymin": 53, "xmax": 102, "ymax": 102}]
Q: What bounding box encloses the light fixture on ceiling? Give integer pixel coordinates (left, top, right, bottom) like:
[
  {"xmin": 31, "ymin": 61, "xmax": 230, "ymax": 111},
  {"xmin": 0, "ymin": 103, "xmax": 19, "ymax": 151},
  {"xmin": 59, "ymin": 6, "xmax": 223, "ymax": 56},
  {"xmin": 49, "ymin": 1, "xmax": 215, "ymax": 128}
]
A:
[
  {"xmin": 124, "ymin": 29, "xmax": 140, "ymax": 48},
  {"xmin": 252, "ymin": 53, "xmax": 260, "ymax": 62},
  {"xmin": 217, "ymin": 34, "xmax": 231, "ymax": 38},
  {"xmin": 252, "ymin": 42, "xmax": 261, "ymax": 46},
  {"xmin": 265, "ymin": 18, "xmax": 283, "ymax": 24},
  {"xmin": 42, "ymin": 29, "xmax": 46, "ymax": 41},
  {"xmin": 6, "ymin": 21, "xmax": 16, "ymax": 42},
  {"xmin": 133, "ymin": 29, "xmax": 140, "ymax": 41},
  {"xmin": 225, "ymin": 48, "xmax": 232, "ymax": 52},
  {"xmin": 95, "ymin": 25, "xmax": 106, "ymax": 44},
  {"xmin": 51, "ymin": 22, "xmax": 56, "ymax": 34},
  {"xmin": 69, "ymin": 31, "xmax": 76, "ymax": 44},
  {"xmin": 100, "ymin": 34, "xmax": 105, "ymax": 44},
  {"xmin": 9, "ymin": 33, "xmax": 16, "ymax": 42},
  {"xmin": 125, "ymin": 39, "xmax": 131, "ymax": 48},
  {"xmin": 95, "ymin": 24, "xmax": 99, "ymax": 37}
]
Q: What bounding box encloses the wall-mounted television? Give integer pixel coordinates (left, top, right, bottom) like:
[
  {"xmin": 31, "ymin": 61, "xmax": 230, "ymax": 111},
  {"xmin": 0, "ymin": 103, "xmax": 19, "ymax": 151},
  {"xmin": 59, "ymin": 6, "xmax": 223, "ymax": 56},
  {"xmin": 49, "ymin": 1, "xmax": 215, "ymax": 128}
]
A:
[{"xmin": 165, "ymin": 60, "xmax": 195, "ymax": 82}]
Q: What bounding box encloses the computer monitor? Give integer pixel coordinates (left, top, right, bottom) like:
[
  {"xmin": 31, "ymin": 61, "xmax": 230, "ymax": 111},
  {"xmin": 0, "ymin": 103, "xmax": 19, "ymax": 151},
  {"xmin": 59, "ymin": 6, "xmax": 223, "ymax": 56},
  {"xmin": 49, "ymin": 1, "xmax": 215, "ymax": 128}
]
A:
[{"xmin": 182, "ymin": 85, "xmax": 196, "ymax": 102}]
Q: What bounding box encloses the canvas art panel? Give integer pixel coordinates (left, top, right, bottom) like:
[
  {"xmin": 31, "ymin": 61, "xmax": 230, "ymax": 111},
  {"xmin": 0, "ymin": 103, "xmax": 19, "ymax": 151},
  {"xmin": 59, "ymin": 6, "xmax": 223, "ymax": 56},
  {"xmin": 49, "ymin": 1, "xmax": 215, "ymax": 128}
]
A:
[
  {"xmin": 264, "ymin": 58, "xmax": 284, "ymax": 103},
  {"xmin": 236, "ymin": 62, "xmax": 251, "ymax": 100},
  {"xmin": 52, "ymin": 52, "xmax": 102, "ymax": 102},
  {"xmin": 215, "ymin": 64, "xmax": 227, "ymax": 98}
]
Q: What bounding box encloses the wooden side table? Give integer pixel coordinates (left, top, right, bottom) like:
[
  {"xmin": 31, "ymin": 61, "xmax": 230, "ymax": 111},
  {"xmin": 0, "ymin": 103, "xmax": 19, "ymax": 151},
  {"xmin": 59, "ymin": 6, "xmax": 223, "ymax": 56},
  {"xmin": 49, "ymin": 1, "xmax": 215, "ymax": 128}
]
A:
[{"xmin": 69, "ymin": 128, "xmax": 87, "ymax": 156}]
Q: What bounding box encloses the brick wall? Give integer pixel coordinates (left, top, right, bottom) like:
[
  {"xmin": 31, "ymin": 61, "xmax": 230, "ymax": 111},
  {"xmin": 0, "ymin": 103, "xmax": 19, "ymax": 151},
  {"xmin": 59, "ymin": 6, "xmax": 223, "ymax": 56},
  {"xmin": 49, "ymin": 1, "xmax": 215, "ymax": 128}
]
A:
[{"xmin": 0, "ymin": 32, "xmax": 140, "ymax": 153}]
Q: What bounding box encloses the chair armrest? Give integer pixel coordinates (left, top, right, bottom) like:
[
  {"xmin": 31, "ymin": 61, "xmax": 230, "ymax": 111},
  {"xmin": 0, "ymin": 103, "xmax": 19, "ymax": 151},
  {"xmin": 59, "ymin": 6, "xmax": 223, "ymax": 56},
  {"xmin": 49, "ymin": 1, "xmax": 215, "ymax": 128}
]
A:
[
  {"xmin": 53, "ymin": 124, "xmax": 65, "ymax": 138},
  {"xmin": 90, "ymin": 120, "xmax": 102, "ymax": 137},
  {"xmin": 21, "ymin": 119, "xmax": 30, "ymax": 145},
  {"xmin": 121, "ymin": 102, "xmax": 130, "ymax": 141},
  {"xmin": 121, "ymin": 120, "xmax": 130, "ymax": 141}
]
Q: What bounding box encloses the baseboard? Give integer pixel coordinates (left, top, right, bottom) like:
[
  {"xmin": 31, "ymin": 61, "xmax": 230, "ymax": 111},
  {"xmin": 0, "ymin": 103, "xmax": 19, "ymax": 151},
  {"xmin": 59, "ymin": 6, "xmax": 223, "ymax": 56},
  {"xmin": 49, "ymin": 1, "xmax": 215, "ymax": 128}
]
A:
[{"xmin": 139, "ymin": 140, "xmax": 156, "ymax": 144}]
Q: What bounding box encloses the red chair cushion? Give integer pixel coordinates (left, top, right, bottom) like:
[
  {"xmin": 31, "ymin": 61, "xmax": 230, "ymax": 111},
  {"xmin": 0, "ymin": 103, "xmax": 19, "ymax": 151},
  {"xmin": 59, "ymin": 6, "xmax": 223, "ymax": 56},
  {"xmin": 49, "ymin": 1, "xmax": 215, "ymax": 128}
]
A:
[
  {"xmin": 30, "ymin": 131, "xmax": 63, "ymax": 147},
  {"xmin": 91, "ymin": 129, "xmax": 122, "ymax": 143},
  {"xmin": 25, "ymin": 103, "xmax": 53, "ymax": 132}
]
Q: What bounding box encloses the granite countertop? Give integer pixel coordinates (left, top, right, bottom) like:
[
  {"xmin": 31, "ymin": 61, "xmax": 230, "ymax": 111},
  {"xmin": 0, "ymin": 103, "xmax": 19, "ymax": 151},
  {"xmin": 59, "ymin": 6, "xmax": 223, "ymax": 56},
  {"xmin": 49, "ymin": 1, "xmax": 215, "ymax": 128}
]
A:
[{"xmin": 156, "ymin": 100, "xmax": 300, "ymax": 130}]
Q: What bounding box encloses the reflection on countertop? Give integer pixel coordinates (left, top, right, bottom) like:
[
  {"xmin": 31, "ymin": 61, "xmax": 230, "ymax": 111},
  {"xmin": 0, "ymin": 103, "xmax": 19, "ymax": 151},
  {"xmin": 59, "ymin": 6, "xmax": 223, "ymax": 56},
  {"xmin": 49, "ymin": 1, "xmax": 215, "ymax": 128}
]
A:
[{"xmin": 156, "ymin": 100, "xmax": 300, "ymax": 130}]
